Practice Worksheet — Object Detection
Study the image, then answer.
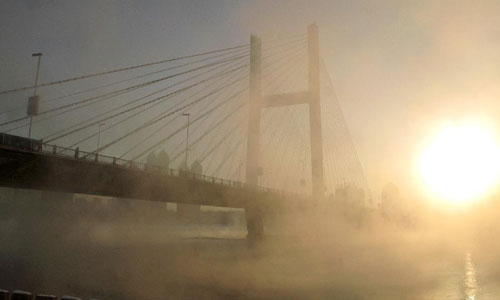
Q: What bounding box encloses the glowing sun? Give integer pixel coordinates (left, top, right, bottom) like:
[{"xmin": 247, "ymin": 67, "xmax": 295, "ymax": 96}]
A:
[{"xmin": 419, "ymin": 122, "xmax": 500, "ymax": 204}]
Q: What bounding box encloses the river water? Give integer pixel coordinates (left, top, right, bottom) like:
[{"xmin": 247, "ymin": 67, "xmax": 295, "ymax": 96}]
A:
[
  {"xmin": 421, "ymin": 251, "xmax": 500, "ymax": 300},
  {"xmin": 2, "ymin": 214, "xmax": 500, "ymax": 299}
]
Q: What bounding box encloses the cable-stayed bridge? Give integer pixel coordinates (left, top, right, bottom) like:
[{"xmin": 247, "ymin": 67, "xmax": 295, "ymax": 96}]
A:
[{"xmin": 0, "ymin": 24, "xmax": 369, "ymax": 239}]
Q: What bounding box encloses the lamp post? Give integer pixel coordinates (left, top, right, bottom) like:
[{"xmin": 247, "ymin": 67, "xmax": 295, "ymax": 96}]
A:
[
  {"xmin": 97, "ymin": 123, "xmax": 105, "ymax": 151},
  {"xmin": 238, "ymin": 162, "xmax": 243, "ymax": 182},
  {"xmin": 182, "ymin": 113, "xmax": 190, "ymax": 170},
  {"xmin": 28, "ymin": 53, "xmax": 42, "ymax": 140}
]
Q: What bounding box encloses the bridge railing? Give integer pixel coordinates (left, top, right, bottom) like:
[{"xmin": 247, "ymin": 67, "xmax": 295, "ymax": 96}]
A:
[
  {"xmin": 36, "ymin": 142, "xmax": 273, "ymax": 194},
  {"xmin": 0, "ymin": 138, "xmax": 300, "ymax": 198}
]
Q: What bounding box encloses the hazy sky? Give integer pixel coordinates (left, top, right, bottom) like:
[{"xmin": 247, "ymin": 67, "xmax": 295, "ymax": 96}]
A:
[{"xmin": 1, "ymin": 0, "xmax": 500, "ymax": 199}]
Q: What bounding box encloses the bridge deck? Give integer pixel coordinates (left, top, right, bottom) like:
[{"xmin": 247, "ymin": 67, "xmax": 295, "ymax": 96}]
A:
[{"xmin": 0, "ymin": 144, "xmax": 306, "ymax": 211}]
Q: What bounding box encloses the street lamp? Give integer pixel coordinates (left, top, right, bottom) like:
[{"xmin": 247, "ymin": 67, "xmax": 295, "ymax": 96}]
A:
[
  {"xmin": 28, "ymin": 52, "xmax": 42, "ymax": 140},
  {"xmin": 182, "ymin": 113, "xmax": 190, "ymax": 170},
  {"xmin": 97, "ymin": 123, "xmax": 105, "ymax": 151},
  {"xmin": 238, "ymin": 162, "xmax": 243, "ymax": 182}
]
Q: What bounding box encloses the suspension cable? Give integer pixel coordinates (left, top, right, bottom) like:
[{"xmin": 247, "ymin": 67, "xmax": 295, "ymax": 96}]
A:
[
  {"xmin": 89, "ymin": 77, "xmax": 248, "ymax": 156},
  {"xmin": 71, "ymin": 64, "xmax": 248, "ymax": 153},
  {"xmin": 118, "ymin": 67, "xmax": 247, "ymax": 159},
  {"xmin": 44, "ymin": 64, "xmax": 248, "ymax": 143},
  {"xmin": 167, "ymin": 41, "xmax": 306, "ymax": 161},
  {"xmin": 0, "ymin": 47, "xmax": 249, "ymax": 117},
  {"xmin": 129, "ymin": 87, "xmax": 248, "ymax": 161},
  {"xmin": 40, "ymin": 57, "xmax": 247, "ymax": 140},
  {"xmin": 0, "ymin": 53, "xmax": 248, "ymax": 128},
  {"xmin": 0, "ymin": 44, "xmax": 249, "ymax": 96}
]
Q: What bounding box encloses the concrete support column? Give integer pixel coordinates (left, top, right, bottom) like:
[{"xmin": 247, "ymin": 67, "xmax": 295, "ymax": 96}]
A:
[
  {"xmin": 307, "ymin": 23, "xmax": 325, "ymax": 203},
  {"xmin": 245, "ymin": 34, "xmax": 262, "ymax": 187},
  {"xmin": 245, "ymin": 34, "xmax": 264, "ymax": 240}
]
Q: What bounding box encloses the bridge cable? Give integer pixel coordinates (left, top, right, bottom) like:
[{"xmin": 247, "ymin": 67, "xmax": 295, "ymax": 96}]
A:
[
  {"xmin": 262, "ymin": 37, "xmax": 307, "ymax": 56},
  {"xmin": 43, "ymin": 64, "xmax": 248, "ymax": 143},
  {"xmin": 271, "ymin": 59, "xmax": 312, "ymax": 191},
  {"xmin": 0, "ymin": 47, "xmax": 249, "ymax": 117},
  {"xmin": 134, "ymin": 37, "xmax": 306, "ymax": 177},
  {"xmin": 168, "ymin": 46, "xmax": 307, "ymax": 167},
  {"xmin": 262, "ymin": 53, "xmax": 304, "ymax": 184},
  {"xmin": 116, "ymin": 61, "xmax": 249, "ymax": 159},
  {"xmin": 199, "ymin": 43, "xmax": 307, "ymax": 179},
  {"xmin": 66, "ymin": 66, "xmax": 248, "ymax": 152},
  {"xmin": 170, "ymin": 41, "xmax": 301, "ymax": 165},
  {"xmin": 0, "ymin": 53, "xmax": 249, "ymax": 128},
  {"xmin": 41, "ymin": 57, "xmax": 248, "ymax": 141},
  {"xmin": 164, "ymin": 82, "xmax": 246, "ymax": 163},
  {"xmin": 0, "ymin": 44, "xmax": 249, "ymax": 96},
  {"xmin": 204, "ymin": 46, "xmax": 307, "ymax": 179},
  {"xmin": 168, "ymin": 99, "xmax": 246, "ymax": 164},
  {"xmin": 255, "ymin": 38, "xmax": 316, "ymax": 188},
  {"xmin": 321, "ymin": 60, "xmax": 371, "ymax": 197},
  {"xmin": 260, "ymin": 33, "xmax": 307, "ymax": 46},
  {"xmin": 123, "ymin": 75, "xmax": 248, "ymax": 161},
  {"xmin": 128, "ymin": 87, "xmax": 248, "ymax": 162},
  {"xmin": 114, "ymin": 66, "xmax": 249, "ymax": 158},
  {"xmin": 89, "ymin": 76, "xmax": 248, "ymax": 157}
]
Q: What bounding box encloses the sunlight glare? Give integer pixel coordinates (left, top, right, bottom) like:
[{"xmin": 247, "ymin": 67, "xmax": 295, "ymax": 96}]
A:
[{"xmin": 419, "ymin": 122, "xmax": 500, "ymax": 204}]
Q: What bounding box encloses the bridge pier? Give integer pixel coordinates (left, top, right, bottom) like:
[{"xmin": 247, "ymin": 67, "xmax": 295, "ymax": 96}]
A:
[
  {"xmin": 245, "ymin": 34, "xmax": 264, "ymax": 240},
  {"xmin": 177, "ymin": 203, "xmax": 201, "ymax": 221},
  {"xmin": 245, "ymin": 206, "xmax": 264, "ymax": 241},
  {"xmin": 244, "ymin": 24, "xmax": 324, "ymax": 240}
]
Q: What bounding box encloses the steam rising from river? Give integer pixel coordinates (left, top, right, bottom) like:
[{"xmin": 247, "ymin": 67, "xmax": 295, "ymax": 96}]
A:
[{"xmin": 2, "ymin": 188, "xmax": 500, "ymax": 299}]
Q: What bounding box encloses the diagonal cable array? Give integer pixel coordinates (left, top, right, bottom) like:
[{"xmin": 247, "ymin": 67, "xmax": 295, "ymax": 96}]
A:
[
  {"xmin": 128, "ymin": 88, "xmax": 247, "ymax": 162},
  {"xmin": 45, "ymin": 57, "xmax": 248, "ymax": 144},
  {"xmin": 88, "ymin": 74, "xmax": 248, "ymax": 157},
  {"xmin": 319, "ymin": 60, "xmax": 371, "ymax": 199},
  {"xmin": 47, "ymin": 65, "xmax": 248, "ymax": 146},
  {"xmin": 116, "ymin": 35, "xmax": 308, "ymax": 182},
  {"xmin": 0, "ymin": 47, "xmax": 250, "ymax": 118},
  {"xmin": 0, "ymin": 44, "xmax": 249, "ymax": 96},
  {"xmin": 196, "ymin": 39, "xmax": 308, "ymax": 180},
  {"xmin": 70, "ymin": 69, "xmax": 247, "ymax": 152},
  {"xmin": 115, "ymin": 64, "xmax": 249, "ymax": 159},
  {"xmin": 0, "ymin": 52, "xmax": 249, "ymax": 128},
  {"xmin": 258, "ymin": 50, "xmax": 310, "ymax": 191}
]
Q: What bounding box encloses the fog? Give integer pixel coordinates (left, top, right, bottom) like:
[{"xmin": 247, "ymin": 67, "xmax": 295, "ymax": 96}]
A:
[
  {"xmin": 2, "ymin": 1, "xmax": 500, "ymax": 299},
  {"xmin": 1, "ymin": 188, "xmax": 500, "ymax": 299}
]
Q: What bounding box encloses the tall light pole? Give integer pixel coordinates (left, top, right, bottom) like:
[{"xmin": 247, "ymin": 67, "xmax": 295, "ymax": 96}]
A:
[
  {"xmin": 97, "ymin": 123, "xmax": 105, "ymax": 151},
  {"xmin": 182, "ymin": 113, "xmax": 190, "ymax": 170},
  {"xmin": 28, "ymin": 53, "xmax": 42, "ymax": 140},
  {"xmin": 238, "ymin": 162, "xmax": 243, "ymax": 182}
]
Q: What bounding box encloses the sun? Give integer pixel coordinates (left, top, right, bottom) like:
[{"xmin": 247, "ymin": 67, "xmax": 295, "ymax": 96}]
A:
[{"xmin": 419, "ymin": 122, "xmax": 500, "ymax": 204}]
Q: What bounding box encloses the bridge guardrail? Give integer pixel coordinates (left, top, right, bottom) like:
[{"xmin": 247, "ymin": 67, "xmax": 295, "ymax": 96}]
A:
[
  {"xmin": 44, "ymin": 142, "xmax": 278, "ymax": 193},
  {"xmin": 0, "ymin": 289, "xmax": 85, "ymax": 300},
  {"xmin": 1, "ymin": 133, "xmax": 302, "ymax": 199}
]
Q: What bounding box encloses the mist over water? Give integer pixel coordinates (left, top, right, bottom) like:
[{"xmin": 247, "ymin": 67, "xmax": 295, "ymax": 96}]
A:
[{"xmin": 1, "ymin": 188, "xmax": 500, "ymax": 299}]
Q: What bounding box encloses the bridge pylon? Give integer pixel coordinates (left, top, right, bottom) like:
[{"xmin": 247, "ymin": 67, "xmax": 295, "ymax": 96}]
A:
[{"xmin": 245, "ymin": 24, "xmax": 325, "ymax": 240}]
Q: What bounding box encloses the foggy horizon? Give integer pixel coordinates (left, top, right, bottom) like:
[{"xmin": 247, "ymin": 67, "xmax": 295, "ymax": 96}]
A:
[{"xmin": 1, "ymin": 1, "xmax": 500, "ymax": 299}]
